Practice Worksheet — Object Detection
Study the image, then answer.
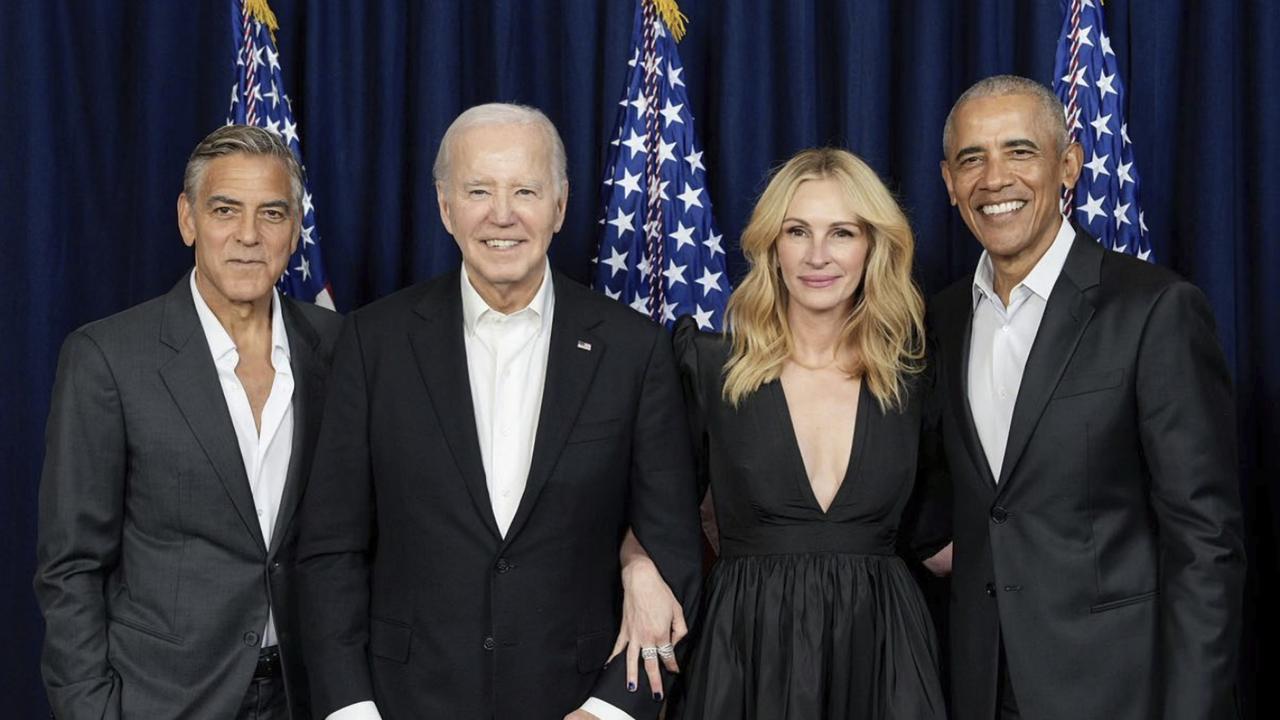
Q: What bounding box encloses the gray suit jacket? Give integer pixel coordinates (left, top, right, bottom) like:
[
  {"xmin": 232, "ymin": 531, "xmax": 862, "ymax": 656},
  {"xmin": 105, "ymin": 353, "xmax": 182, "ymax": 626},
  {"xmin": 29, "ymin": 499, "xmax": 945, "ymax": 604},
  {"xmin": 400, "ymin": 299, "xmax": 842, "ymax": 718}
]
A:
[{"xmin": 35, "ymin": 273, "xmax": 341, "ymax": 719}]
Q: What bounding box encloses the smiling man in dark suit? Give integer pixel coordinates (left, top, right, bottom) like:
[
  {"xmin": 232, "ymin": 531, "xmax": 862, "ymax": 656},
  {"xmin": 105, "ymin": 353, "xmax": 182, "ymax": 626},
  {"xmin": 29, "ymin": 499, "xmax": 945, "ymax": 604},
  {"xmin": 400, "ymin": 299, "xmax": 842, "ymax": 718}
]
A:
[
  {"xmin": 296, "ymin": 103, "xmax": 702, "ymax": 720},
  {"xmin": 928, "ymin": 75, "xmax": 1245, "ymax": 720},
  {"xmin": 35, "ymin": 125, "xmax": 341, "ymax": 719}
]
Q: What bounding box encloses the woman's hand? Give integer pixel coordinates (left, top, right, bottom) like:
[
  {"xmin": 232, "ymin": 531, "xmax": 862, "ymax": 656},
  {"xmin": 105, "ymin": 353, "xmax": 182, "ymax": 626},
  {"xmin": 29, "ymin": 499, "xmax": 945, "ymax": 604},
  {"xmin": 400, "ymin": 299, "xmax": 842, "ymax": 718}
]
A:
[
  {"xmin": 923, "ymin": 541, "xmax": 953, "ymax": 577},
  {"xmin": 611, "ymin": 529, "xmax": 687, "ymax": 701}
]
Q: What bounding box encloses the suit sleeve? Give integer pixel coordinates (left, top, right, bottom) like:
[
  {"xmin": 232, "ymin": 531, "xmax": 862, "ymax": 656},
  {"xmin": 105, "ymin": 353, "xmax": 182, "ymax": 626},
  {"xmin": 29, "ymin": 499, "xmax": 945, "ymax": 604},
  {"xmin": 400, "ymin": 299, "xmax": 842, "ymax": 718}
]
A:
[
  {"xmin": 296, "ymin": 315, "xmax": 379, "ymax": 717},
  {"xmin": 902, "ymin": 346, "xmax": 953, "ymax": 561},
  {"xmin": 34, "ymin": 330, "xmax": 126, "ymax": 720},
  {"xmin": 590, "ymin": 324, "xmax": 704, "ymax": 718},
  {"xmin": 1135, "ymin": 281, "xmax": 1245, "ymax": 720}
]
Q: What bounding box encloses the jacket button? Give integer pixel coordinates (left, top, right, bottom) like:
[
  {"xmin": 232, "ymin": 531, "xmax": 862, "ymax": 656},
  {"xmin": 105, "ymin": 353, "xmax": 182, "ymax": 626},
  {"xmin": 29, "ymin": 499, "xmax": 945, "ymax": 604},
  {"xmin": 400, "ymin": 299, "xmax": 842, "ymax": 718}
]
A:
[
  {"xmin": 495, "ymin": 558, "xmax": 510, "ymax": 574},
  {"xmin": 270, "ymin": 562, "xmax": 282, "ymax": 573},
  {"xmin": 990, "ymin": 506, "xmax": 1008, "ymax": 524},
  {"xmin": 483, "ymin": 636, "xmax": 496, "ymax": 651},
  {"xmin": 244, "ymin": 631, "xmax": 260, "ymax": 646},
  {"xmin": 984, "ymin": 583, "xmax": 997, "ymax": 598}
]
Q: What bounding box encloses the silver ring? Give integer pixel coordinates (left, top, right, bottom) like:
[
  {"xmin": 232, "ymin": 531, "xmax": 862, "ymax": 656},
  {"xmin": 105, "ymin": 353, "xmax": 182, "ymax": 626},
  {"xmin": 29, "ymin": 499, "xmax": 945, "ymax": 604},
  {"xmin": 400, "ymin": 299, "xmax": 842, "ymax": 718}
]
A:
[
  {"xmin": 640, "ymin": 646, "xmax": 659, "ymax": 660},
  {"xmin": 657, "ymin": 643, "xmax": 675, "ymax": 659}
]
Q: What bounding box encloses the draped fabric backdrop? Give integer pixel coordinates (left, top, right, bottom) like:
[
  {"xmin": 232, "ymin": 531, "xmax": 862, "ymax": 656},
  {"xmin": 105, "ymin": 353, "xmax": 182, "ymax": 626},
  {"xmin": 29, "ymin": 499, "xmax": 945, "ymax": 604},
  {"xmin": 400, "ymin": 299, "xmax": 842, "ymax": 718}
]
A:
[{"xmin": 2, "ymin": 1, "xmax": 1275, "ymax": 716}]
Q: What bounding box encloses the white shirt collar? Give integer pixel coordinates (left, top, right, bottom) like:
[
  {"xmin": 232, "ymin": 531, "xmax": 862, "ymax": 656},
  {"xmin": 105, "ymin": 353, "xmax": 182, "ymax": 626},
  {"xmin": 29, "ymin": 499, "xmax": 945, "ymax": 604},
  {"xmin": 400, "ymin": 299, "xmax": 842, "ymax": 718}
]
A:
[
  {"xmin": 972, "ymin": 216, "xmax": 1076, "ymax": 309},
  {"xmin": 459, "ymin": 259, "xmax": 554, "ymax": 334},
  {"xmin": 189, "ymin": 269, "xmax": 291, "ymax": 370}
]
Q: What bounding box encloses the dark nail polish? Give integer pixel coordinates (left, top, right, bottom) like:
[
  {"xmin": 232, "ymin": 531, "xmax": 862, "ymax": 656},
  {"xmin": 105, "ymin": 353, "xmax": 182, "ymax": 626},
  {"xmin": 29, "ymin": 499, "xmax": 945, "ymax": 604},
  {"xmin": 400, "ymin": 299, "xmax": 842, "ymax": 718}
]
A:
[
  {"xmin": 653, "ymin": 692, "xmax": 664, "ymax": 702},
  {"xmin": 627, "ymin": 682, "xmax": 636, "ymax": 692}
]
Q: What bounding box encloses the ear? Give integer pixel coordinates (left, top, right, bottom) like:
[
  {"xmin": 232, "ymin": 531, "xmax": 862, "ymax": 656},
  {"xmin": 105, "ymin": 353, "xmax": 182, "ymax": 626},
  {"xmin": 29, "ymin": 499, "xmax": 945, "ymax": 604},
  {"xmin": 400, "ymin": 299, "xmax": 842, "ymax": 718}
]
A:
[
  {"xmin": 1060, "ymin": 142, "xmax": 1084, "ymax": 189},
  {"xmin": 178, "ymin": 193, "xmax": 197, "ymax": 248},
  {"xmin": 436, "ymin": 181, "xmax": 454, "ymax": 235},
  {"xmin": 553, "ymin": 180, "xmax": 568, "ymax": 233},
  {"xmin": 939, "ymin": 160, "xmax": 958, "ymax": 206}
]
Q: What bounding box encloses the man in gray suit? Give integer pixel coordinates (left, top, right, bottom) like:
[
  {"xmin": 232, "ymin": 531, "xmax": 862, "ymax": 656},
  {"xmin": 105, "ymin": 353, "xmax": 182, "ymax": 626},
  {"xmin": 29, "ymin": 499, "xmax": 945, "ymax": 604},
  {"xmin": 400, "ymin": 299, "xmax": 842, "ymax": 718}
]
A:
[{"xmin": 35, "ymin": 125, "xmax": 341, "ymax": 719}]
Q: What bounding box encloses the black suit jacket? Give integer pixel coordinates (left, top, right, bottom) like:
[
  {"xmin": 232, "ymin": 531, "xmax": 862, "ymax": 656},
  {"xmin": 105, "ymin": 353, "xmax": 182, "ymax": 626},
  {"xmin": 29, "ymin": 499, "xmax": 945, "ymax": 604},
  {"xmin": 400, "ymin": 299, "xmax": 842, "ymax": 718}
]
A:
[
  {"xmin": 296, "ymin": 270, "xmax": 703, "ymax": 720},
  {"xmin": 35, "ymin": 273, "xmax": 342, "ymax": 719},
  {"xmin": 927, "ymin": 230, "xmax": 1245, "ymax": 720}
]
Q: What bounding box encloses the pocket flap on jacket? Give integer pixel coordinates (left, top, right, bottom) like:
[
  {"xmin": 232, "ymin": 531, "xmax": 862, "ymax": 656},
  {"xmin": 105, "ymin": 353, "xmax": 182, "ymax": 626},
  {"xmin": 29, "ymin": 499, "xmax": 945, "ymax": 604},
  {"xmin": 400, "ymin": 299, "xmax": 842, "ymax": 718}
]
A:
[
  {"xmin": 576, "ymin": 630, "xmax": 614, "ymax": 674},
  {"xmin": 1053, "ymin": 368, "xmax": 1124, "ymax": 399},
  {"xmin": 1089, "ymin": 589, "xmax": 1157, "ymax": 613},
  {"xmin": 370, "ymin": 617, "xmax": 413, "ymax": 663}
]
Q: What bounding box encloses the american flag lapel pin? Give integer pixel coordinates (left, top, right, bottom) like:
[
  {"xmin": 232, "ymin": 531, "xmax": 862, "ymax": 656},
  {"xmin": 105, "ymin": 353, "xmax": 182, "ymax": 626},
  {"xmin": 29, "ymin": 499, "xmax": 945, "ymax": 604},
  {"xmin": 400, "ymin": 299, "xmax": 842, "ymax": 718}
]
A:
[{"xmin": 577, "ymin": 340, "xmax": 592, "ymax": 351}]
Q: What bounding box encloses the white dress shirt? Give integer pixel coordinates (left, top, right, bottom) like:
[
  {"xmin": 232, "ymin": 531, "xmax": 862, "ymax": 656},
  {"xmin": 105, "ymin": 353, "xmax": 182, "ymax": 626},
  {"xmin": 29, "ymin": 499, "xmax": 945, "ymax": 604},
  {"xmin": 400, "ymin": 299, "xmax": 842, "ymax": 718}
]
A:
[
  {"xmin": 460, "ymin": 261, "xmax": 554, "ymax": 537},
  {"xmin": 967, "ymin": 218, "xmax": 1074, "ymax": 481},
  {"xmin": 190, "ymin": 269, "xmax": 293, "ymax": 647},
  {"xmin": 327, "ymin": 263, "xmax": 632, "ymax": 720}
]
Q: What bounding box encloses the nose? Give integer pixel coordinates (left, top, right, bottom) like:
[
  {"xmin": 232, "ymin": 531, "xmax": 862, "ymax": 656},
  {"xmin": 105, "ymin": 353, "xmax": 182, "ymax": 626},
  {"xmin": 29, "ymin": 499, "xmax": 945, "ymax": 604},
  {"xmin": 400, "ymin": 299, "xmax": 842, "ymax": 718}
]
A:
[
  {"xmin": 803, "ymin": 237, "xmax": 831, "ymax": 267},
  {"xmin": 490, "ymin": 193, "xmax": 515, "ymax": 225},
  {"xmin": 236, "ymin": 214, "xmax": 262, "ymax": 245},
  {"xmin": 979, "ymin": 154, "xmax": 1013, "ymax": 191}
]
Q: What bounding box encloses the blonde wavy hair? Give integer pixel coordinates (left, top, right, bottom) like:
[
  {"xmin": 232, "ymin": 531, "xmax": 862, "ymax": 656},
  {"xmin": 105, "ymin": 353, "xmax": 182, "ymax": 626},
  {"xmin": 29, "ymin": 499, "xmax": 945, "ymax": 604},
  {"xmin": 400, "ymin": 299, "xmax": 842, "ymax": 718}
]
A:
[{"xmin": 723, "ymin": 148, "xmax": 925, "ymax": 412}]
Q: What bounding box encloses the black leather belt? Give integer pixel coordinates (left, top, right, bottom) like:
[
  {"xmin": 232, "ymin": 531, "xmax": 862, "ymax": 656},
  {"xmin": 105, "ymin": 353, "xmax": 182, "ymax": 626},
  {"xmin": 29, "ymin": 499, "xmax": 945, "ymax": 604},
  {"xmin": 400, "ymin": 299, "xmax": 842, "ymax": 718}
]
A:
[{"xmin": 253, "ymin": 646, "xmax": 281, "ymax": 679}]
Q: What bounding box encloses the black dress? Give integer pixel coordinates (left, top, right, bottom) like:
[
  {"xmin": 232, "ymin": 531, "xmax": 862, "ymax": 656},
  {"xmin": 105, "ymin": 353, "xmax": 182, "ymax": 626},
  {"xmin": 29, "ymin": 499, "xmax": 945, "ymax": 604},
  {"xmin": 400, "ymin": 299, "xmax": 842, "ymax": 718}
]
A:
[{"xmin": 672, "ymin": 318, "xmax": 946, "ymax": 720}]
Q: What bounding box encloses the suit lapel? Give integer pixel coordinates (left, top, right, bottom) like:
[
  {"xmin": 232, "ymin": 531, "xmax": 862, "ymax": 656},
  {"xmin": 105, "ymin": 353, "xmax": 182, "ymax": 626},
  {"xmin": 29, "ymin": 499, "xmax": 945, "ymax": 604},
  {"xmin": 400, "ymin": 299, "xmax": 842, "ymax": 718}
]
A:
[
  {"xmin": 502, "ymin": 275, "xmax": 603, "ymax": 547},
  {"xmin": 158, "ymin": 274, "xmax": 267, "ymax": 553},
  {"xmin": 407, "ymin": 272, "xmax": 502, "ymax": 540},
  {"xmin": 268, "ymin": 300, "xmax": 326, "ymax": 558},
  {"xmin": 943, "ymin": 290, "xmax": 999, "ymax": 492},
  {"xmin": 996, "ymin": 232, "xmax": 1101, "ymax": 491}
]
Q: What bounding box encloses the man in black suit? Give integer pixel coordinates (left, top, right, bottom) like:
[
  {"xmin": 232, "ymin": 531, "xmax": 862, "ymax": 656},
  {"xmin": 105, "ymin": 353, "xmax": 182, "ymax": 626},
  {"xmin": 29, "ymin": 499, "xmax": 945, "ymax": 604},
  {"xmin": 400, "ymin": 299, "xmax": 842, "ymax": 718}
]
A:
[
  {"xmin": 928, "ymin": 75, "xmax": 1245, "ymax": 720},
  {"xmin": 35, "ymin": 125, "xmax": 341, "ymax": 719},
  {"xmin": 296, "ymin": 103, "xmax": 703, "ymax": 720}
]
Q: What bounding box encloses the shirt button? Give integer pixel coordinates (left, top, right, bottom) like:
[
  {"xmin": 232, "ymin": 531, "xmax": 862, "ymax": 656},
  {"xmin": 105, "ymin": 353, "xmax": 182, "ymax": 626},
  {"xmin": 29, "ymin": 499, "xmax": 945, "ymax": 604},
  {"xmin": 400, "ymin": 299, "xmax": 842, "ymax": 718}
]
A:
[
  {"xmin": 256, "ymin": 508, "xmax": 264, "ymax": 517},
  {"xmin": 483, "ymin": 636, "xmax": 496, "ymax": 651},
  {"xmin": 244, "ymin": 631, "xmax": 260, "ymax": 646}
]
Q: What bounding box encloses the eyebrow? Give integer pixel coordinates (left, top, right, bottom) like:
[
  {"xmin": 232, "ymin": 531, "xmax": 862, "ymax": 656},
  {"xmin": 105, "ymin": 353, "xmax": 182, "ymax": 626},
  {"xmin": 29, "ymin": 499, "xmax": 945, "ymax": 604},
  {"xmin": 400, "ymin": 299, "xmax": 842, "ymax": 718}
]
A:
[
  {"xmin": 205, "ymin": 195, "xmax": 291, "ymax": 210},
  {"xmin": 462, "ymin": 179, "xmax": 545, "ymax": 189},
  {"xmin": 782, "ymin": 217, "xmax": 860, "ymax": 227},
  {"xmin": 953, "ymin": 137, "xmax": 1040, "ymax": 161}
]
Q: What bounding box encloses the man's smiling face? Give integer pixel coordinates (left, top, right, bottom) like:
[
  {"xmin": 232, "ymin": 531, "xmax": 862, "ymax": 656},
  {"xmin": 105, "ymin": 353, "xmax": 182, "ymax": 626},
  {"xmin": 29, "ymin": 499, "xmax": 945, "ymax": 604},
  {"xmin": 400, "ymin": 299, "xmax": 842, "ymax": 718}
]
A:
[{"xmin": 941, "ymin": 93, "xmax": 1081, "ymax": 268}]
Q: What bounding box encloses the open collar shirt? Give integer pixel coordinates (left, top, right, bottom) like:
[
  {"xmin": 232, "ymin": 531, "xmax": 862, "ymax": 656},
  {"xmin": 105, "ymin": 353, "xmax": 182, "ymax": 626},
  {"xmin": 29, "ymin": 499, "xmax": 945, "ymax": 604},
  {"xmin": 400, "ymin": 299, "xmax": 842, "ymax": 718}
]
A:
[
  {"xmin": 967, "ymin": 218, "xmax": 1074, "ymax": 482},
  {"xmin": 190, "ymin": 269, "xmax": 293, "ymax": 646}
]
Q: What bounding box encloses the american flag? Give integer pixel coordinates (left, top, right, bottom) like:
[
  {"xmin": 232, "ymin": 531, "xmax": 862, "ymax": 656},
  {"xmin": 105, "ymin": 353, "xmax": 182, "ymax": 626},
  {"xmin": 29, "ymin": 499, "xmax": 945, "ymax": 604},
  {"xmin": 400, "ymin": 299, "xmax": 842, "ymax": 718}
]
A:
[
  {"xmin": 592, "ymin": 0, "xmax": 729, "ymax": 331},
  {"xmin": 1053, "ymin": 0, "xmax": 1152, "ymax": 261},
  {"xmin": 226, "ymin": 0, "xmax": 336, "ymax": 308}
]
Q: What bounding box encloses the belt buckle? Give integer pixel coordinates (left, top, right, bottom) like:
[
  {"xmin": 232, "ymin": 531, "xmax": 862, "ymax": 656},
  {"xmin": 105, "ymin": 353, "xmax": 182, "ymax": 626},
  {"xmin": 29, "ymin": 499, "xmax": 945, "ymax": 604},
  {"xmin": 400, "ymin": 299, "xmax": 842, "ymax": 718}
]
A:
[{"xmin": 254, "ymin": 646, "xmax": 281, "ymax": 679}]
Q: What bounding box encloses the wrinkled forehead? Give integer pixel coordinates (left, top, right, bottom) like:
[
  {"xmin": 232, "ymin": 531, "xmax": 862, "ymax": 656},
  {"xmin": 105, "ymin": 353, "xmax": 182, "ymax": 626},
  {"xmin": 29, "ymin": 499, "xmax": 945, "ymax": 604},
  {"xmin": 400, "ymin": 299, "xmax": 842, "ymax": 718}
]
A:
[
  {"xmin": 450, "ymin": 123, "xmax": 555, "ymax": 180},
  {"xmin": 950, "ymin": 94, "xmax": 1060, "ymax": 152},
  {"xmin": 199, "ymin": 153, "xmax": 295, "ymax": 199}
]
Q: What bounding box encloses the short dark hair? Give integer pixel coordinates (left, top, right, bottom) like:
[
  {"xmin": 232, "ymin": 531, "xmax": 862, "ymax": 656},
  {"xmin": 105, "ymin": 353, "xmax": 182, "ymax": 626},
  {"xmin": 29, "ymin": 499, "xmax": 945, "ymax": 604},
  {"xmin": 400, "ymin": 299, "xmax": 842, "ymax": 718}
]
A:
[
  {"xmin": 942, "ymin": 75, "xmax": 1070, "ymax": 158},
  {"xmin": 183, "ymin": 125, "xmax": 304, "ymax": 211}
]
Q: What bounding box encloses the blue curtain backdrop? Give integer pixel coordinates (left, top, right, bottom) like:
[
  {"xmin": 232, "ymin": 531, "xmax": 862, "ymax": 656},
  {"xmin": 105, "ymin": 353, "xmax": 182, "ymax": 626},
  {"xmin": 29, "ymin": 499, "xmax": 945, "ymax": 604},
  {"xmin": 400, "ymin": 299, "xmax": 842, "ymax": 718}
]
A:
[{"xmin": 2, "ymin": 1, "xmax": 1275, "ymax": 716}]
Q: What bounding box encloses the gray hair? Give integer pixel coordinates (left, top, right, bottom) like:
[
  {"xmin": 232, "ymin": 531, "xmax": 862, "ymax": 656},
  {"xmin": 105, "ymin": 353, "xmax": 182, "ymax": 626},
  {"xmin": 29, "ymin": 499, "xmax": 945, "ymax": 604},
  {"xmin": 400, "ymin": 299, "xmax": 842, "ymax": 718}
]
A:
[
  {"xmin": 942, "ymin": 75, "xmax": 1070, "ymax": 158},
  {"xmin": 433, "ymin": 103, "xmax": 568, "ymax": 198},
  {"xmin": 183, "ymin": 125, "xmax": 304, "ymax": 212}
]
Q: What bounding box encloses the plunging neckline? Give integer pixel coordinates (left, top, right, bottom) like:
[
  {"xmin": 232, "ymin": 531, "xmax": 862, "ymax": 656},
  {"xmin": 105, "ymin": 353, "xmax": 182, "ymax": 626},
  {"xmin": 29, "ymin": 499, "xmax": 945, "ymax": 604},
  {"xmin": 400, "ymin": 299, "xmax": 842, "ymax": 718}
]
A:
[{"xmin": 773, "ymin": 378, "xmax": 869, "ymax": 516}]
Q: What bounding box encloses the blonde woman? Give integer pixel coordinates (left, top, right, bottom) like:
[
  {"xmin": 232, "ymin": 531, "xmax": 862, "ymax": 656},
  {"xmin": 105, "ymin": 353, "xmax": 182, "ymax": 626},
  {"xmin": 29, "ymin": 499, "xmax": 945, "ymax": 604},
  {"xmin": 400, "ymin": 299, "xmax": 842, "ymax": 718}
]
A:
[{"xmin": 672, "ymin": 148, "xmax": 945, "ymax": 719}]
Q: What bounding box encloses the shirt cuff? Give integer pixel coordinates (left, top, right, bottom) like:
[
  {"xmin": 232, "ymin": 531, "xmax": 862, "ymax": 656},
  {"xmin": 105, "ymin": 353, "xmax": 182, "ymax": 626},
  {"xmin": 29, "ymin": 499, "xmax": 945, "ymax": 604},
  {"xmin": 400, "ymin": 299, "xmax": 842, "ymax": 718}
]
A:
[
  {"xmin": 325, "ymin": 701, "xmax": 382, "ymax": 720},
  {"xmin": 580, "ymin": 696, "xmax": 636, "ymax": 720}
]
